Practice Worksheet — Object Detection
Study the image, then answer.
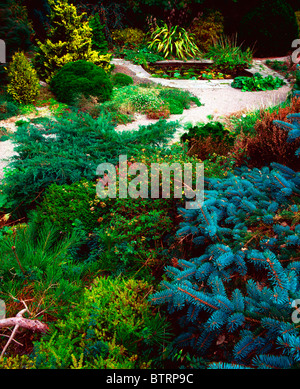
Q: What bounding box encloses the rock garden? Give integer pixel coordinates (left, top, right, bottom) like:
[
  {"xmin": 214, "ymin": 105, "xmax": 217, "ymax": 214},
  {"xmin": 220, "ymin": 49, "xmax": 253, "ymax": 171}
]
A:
[{"xmin": 1, "ymin": 0, "xmax": 300, "ymax": 372}]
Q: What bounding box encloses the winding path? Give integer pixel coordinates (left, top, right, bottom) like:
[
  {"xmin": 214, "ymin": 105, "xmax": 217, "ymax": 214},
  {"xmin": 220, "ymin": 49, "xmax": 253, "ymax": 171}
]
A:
[{"xmin": 0, "ymin": 58, "xmax": 292, "ymax": 181}]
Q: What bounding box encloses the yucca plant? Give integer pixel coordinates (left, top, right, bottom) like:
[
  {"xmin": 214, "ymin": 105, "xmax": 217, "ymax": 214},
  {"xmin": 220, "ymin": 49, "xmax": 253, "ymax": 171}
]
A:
[{"xmin": 147, "ymin": 22, "xmax": 201, "ymax": 60}]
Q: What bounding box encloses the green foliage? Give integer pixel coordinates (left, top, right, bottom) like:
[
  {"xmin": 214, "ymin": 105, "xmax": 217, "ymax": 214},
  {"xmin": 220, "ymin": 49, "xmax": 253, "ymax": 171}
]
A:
[
  {"xmin": 265, "ymin": 60, "xmax": 289, "ymax": 73},
  {"xmin": 231, "ymin": 72, "xmax": 286, "ymax": 92},
  {"xmin": 147, "ymin": 22, "xmax": 201, "ymax": 60},
  {"xmin": 0, "ymin": 99, "xmax": 19, "ymax": 120},
  {"xmin": 295, "ymin": 65, "xmax": 300, "ymax": 91},
  {"xmin": 111, "ymin": 72, "xmax": 133, "ymax": 87},
  {"xmin": 181, "ymin": 121, "xmax": 234, "ymax": 146},
  {"xmin": 0, "ymin": 111, "xmax": 179, "ymax": 215},
  {"xmin": 0, "ymin": 216, "xmax": 95, "ymax": 319},
  {"xmin": 114, "ymin": 46, "xmax": 164, "ymax": 65},
  {"xmin": 50, "ymin": 60, "xmax": 113, "ymax": 105},
  {"xmin": 239, "ymin": 0, "xmax": 299, "ymax": 57},
  {"xmin": 7, "ymin": 51, "xmax": 40, "ymax": 105},
  {"xmin": 296, "ymin": 10, "xmax": 300, "ymax": 34},
  {"xmin": 89, "ymin": 13, "xmax": 108, "ymax": 54},
  {"xmin": 36, "ymin": 180, "xmax": 103, "ymax": 233},
  {"xmin": 112, "ymin": 27, "xmax": 145, "ymax": 48},
  {"xmin": 158, "ymin": 88, "xmax": 202, "ymax": 110},
  {"xmin": 180, "ymin": 121, "xmax": 235, "ymax": 160},
  {"xmin": 167, "ymin": 99, "xmax": 184, "ymax": 115},
  {"xmin": 204, "ymin": 34, "xmax": 253, "ymax": 74},
  {"xmin": 33, "ymin": 0, "xmax": 112, "ymax": 83},
  {"xmin": 188, "ymin": 9, "xmax": 224, "ymax": 53},
  {"xmin": 31, "ymin": 276, "xmax": 172, "ymax": 368}
]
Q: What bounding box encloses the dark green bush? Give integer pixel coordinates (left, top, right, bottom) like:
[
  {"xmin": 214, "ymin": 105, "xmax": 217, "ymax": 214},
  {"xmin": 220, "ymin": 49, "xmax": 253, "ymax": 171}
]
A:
[
  {"xmin": 89, "ymin": 13, "xmax": 108, "ymax": 54},
  {"xmin": 50, "ymin": 60, "xmax": 113, "ymax": 105},
  {"xmin": 239, "ymin": 0, "xmax": 299, "ymax": 57},
  {"xmin": 181, "ymin": 121, "xmax": 234, "ymax": 146},
  {"xmin": 111, "ymin": 72, "xmax": 134, "ymax": 87},
  {"xmin": 0, "ymin": 100, "xmax": 19, "ymax": 120}
]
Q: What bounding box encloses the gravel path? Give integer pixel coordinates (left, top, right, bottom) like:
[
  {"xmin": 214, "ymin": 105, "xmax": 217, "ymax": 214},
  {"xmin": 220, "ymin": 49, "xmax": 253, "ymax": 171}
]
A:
[{"xmin": 0, "ymin": 58, "xmax": 292, "ymax": 182}]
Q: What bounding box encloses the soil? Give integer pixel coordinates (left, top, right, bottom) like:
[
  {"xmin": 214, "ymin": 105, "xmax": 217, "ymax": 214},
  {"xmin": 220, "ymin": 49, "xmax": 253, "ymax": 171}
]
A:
[{"xmin": 144, "ymin": 62, "xmax": 254, "ymax": 80}]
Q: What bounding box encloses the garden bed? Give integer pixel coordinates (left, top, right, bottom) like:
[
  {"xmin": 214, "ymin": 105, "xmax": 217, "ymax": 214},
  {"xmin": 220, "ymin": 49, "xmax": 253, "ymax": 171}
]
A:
[{"xmin": 144, "ymin": 61, "xmax": 254, "ymax": 80}]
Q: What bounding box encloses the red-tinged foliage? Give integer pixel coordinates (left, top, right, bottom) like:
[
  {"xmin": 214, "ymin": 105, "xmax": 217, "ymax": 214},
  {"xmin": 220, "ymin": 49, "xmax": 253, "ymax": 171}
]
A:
[{"xmin": 232, "ymin": 97, "xmax": 300, "ymax": 170}]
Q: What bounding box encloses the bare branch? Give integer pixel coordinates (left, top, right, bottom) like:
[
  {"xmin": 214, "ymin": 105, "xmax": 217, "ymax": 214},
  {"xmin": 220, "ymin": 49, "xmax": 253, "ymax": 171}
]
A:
[
  {"xmin": 0, "ymin": 310, "xmax": 49, "ymax": 332},
  {"xmin": 0, "ymin": 308, "xmax": 49, "ymax": 359}
]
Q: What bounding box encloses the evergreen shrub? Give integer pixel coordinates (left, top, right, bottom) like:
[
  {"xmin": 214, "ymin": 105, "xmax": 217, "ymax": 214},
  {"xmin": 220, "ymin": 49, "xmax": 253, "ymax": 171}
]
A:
[
  {"xmin": 151, "ymin": 161, "xmax": 300, "ymax": 368},
  {"xmin": 7, "ymin": 51, "xmax": 40, "ymax": 105},
  {"xmin": 31, "ymin": 277, "xmax": 171, "ymax": 368},
  {"xmin": 180, "ymin": 121, "xmax": 235, "ymax": 160},
  {"xmin": 50, "ymin": 60, "xmax": 113, "ymax": 105},
  {"xmin": 150, "ymin": 107, "xmax": 300, "ymax": 369},
  {"xmin": 89, "ymin": 13, "xmax": 108, "ymax": 54},
  {"xmin": 0, "ymin": 100, "xmax": 19, "ymax": 120},
  {"xmin": 111, "ymin": 72, "xmax": 134, "ymax": 87},
  {"xmin": 33, "ymin": 0, "xmax": 112, "ymax": 83}
]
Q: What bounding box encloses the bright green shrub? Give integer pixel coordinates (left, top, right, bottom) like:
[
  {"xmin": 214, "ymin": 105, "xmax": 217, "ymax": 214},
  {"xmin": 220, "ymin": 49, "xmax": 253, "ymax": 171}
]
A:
[
  {"xmin": 50, "ymin": 60, "xmax": 113, "ymax": 105},
  {"xmin": 239, "ymin": 0, "xmax": 299, "ymax": 57},
  {"xmin": 188, "ymin": 9, "xmax": 224, "ymax": 53},
  {"xmin": 158, "ymin": 88, "xmax": 202, "ymax": 110},
  {"xmin": 114, "ymin": 46, "xmax": 164, "ymax": 65},
  {"xmin": 33, "ymin": 0, "xmax": 112, "ymax": 83},
  {"xmin": 111, "ymin": 27, "xmax": 145, "ymax": 48},
  {"xmin": 231, "ymin": 72, "xmax": 286, "ymax": 92},
  {"xmin": 89, "ymin": 13, "xmax": 108, "ymax": 54},
  {"xmin": 7, "ymin": 51, "xmax": 40, "ymax": 104},
  {"xmin": 167, "ymin": 99, "xmax": 183, "ymax": 115},
  {"xmin": 111, "ymin": 72, "xmax": 134, "ymax": 87},
  {"xmin": 37, "ymin": 180, "xmax": 105, "ymax": 232},
  {"xmin": 31, "ymin": 276, "xmax": 171, "ymax": 369}
]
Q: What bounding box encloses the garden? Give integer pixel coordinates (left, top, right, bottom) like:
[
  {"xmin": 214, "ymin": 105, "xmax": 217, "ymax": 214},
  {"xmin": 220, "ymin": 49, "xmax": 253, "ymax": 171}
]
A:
[{"xmin": 1, "ymin": 0, "xmax": 300, "ymax": 372}]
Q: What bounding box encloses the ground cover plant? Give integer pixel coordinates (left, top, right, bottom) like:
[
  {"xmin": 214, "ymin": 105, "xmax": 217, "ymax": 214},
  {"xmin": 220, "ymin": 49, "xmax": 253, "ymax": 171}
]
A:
[
  {"xmin": 231, "ymin": 72, "xmax": 286, "ymax": 92},
  {"xmin": 77, "ymin": 83, "xmax": 202, "ymax": 123}
]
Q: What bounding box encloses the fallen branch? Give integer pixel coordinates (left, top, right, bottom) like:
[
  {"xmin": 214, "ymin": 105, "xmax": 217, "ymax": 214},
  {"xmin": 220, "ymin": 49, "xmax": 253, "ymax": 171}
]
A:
[
  {"xmin": 0, "ymin": 309, "xmax": 49, "ymax": 332},
  {"xmin": 0, "ymin": 307, "xmax": 49, "ymax": 359}
]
